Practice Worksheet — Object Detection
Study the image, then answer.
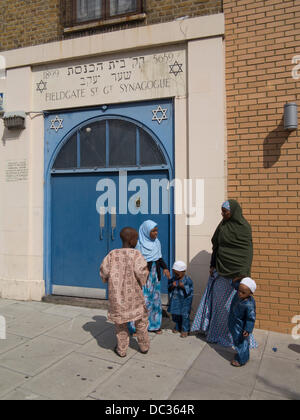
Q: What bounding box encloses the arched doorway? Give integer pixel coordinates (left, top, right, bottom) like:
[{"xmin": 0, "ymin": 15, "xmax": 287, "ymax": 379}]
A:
[{"xmin": 48, "ymin": 112, "xmax": 173, "ymax": 299}]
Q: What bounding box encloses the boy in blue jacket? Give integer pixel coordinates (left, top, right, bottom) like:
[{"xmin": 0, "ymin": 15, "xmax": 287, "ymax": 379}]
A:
[
  {"xmin": 168, "ymin": 261, "xmax": 193, "ymax": 338},
  {"xmin": 229, "ymin": 277, "xmax": 257, "ymax": 367}
]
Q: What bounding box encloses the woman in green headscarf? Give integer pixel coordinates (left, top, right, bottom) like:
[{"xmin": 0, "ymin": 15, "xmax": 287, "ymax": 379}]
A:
[
  {"xmin": 211, "ymin": 199, "xmax": 253, "ymax": 279},
  {"xmin": 191, "ymin": 200, "xmax": 257, "ymax": 349}
]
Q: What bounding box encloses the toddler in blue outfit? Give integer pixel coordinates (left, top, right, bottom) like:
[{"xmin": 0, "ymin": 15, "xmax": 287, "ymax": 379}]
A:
[
  {"xmin": 229, "ymin": 277, "xmax": 257, "ymax": 367},
  {"xmin": 168, "ymin": 261, "xmax": 193, "ymax": 338}
]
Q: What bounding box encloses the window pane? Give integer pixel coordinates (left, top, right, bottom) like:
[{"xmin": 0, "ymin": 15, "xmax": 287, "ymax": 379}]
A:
[
  {"xmin": 140, "ymin": 130, "xmax": 167, "ymax": 166},
  {"xmin": 77, "ymin": 0, "xmax": 102, "ymax": 22},
  {"xmin": 109, "ymin": 120, "xmax": 136, "ymax": 167},
  {"xmin": 110, "ymin": 0, "xmax": 137, "ymax": 16},
  {"xmin": 53, "ymin": 133, "xmax": 77, "ymax": 169},
  {"xmin": 80, "ymin": 121, "xmax": 106, "ymax": 168}
]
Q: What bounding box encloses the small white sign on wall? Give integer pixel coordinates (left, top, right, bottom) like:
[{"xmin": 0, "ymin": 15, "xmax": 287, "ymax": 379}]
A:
[{"xmin": 5, "ymin": 159, "xmax": 28, "ymax": 183}]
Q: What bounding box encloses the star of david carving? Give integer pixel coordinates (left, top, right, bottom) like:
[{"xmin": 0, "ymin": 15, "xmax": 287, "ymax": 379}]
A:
[
  {"xmin": 50, "ymin": 115, "xmax": 63, "ymax": 133},
  {"xmin": 152, "ymin": 105, "xmax": 168, "ymax": 125},
  {"xmin": 36, "ymin": 80, "xmax": 47, "ymax": 94},
  {"xmin": 169, "ymin": 61, "xmax": 183, "ymax": 77}
]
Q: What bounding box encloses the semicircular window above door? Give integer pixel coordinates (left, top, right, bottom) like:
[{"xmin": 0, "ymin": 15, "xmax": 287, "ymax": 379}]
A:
[{"xmin": 52, "ymin": 118, "xmax": 167, "ymax": 170}]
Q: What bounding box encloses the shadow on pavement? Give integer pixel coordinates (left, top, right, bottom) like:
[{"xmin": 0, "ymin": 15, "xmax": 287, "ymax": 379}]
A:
[
  {"xmin": 256, "ymin": 376, "xmax": 300, "ymax": 400},
  {"xmin": 208, "ymin": 344, "xmax": 235, "ymax": 362},
  {"xmin": 288, "ymin": 344, "xmax": 300, "ymax": 354},
  {"xmin": 193, "ymin": 332, "xmax": 236, "ymax": 362},
  {"xmin": 82, "ymin": 315, "xmax": 139, "ymax": 353}
]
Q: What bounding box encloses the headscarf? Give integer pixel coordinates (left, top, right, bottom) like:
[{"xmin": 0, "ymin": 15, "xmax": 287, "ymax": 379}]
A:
[
  {"xmin": 136, "ymin": 220, "xmax": 162, "ymax": 262},
  {"xmin": 212, "ymin": 199, "xmax": 253, "ymax": 278},
  {"xmin": 222, "ymin": 200, "xmax": 231, "ymax": 211}
]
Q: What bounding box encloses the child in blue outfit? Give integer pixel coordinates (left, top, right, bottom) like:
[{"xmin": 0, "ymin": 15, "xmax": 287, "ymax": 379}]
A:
[
  {"xmin": 168, "ymin": 261, "xmax": 193, "ymax": 338},
  {"xmin": 229, "ymin": 277, "xmax": 257, "ymax": 367}
]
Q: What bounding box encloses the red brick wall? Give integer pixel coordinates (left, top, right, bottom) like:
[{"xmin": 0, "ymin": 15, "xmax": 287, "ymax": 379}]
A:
[{"xmin": 224, "ymin": 0, "xmax": 300, "ymax": 333}]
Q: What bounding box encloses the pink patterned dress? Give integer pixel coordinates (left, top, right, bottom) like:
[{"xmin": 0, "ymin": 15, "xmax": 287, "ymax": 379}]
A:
[{"xmin": 100, "ymin": 248, "xmax": 149, "ymax": 324}]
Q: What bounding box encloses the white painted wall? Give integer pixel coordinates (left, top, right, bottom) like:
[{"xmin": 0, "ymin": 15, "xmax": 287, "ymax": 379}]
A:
[{"xmin": 187, "ymin": 37, "xmax": 226, "ymax": 314}]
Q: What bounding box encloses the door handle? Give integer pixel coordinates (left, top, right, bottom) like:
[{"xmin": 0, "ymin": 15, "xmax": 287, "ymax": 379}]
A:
[
  {"xmin": 100, "ymin": 207, "xmax": 105, "ymax": 240},
  {"xmin": 111, "ymin": 207, "xmax": 116, "ymax": 241}
]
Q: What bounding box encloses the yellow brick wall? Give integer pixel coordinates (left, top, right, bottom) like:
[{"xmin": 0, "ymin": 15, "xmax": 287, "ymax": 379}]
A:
[
  {"xmin": 0, "ymin": 0, "xmax": 62, "ymax": 51},
  {"xmin": 146, "ymin": 0, "xmax": 222, "ymax": 24},
  {"xmin": 0, "ymin": 0, "xmax": 222, "ymax": 51},
  {"xmin": 224, "ymin": 0, "xmax": 300, "ymax": 334}
]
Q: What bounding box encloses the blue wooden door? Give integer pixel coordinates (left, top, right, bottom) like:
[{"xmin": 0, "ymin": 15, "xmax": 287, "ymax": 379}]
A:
[
  {"xmin": 51, "ymin": 170, "xmax": 170, "ymax": 296},
  {"xmin": 46, "ymin": 100, "xmax": 174, "ymax": 298},
  {"xmin": 106, "ymin": 170, "xmax": 170, "ymax": 294},
  {"xmin": 51, "ymin": 173, "xmax": 110, "ymax": 294}
]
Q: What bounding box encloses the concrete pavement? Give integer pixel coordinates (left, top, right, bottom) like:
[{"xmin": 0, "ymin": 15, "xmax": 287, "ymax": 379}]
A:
[{"xmin": 0, "ymin": 298, "xmax": 299, "ymax": 400}]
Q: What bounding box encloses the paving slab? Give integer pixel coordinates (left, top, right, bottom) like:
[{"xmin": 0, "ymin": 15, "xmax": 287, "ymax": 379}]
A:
[
  {"xmin": 1, "ymin": 388, "xmax": 51, "ymax": 400},
  {"xmin": 0, "ymin": 335, "xmax": 80, "ymax": 376},
  {"xmin": 5, "ymin": 311, "xmax": 70, "ymax": 339},
  {"xmin": 70, "ymin": 307, "xmax": 109, "ymax": 319},
  {"xmin": 255, "ymin": 355, "xmax": 300, "ymax": 400},
  {"xmin": 0, "ymin": 366, "xmax": 28, "ymax": 398},
  {"xmin": 249, "ymin": 390, "xmax": 290, "ymax": 401},
  {"xmin": 12, "ymin": 301, "xmax": 56, "ymax": 312},
  {"xmin": 21, "ymin": 353, "xmax": 121, "ymax": 400},
  {"xmin": 264, "ymin": 331, "xmax": 300, "ymax": 363},
  {"xmin": 42, "ymin": 304, "xmax": 87, "ymax": 319},
  {"xmin": 76, "ymin": 325, "xmax": 140, "ymax": 365},
  {"xmin": 0, "ymin": 303, "xmax": 30, "ymax": 329},
  {"xmin": 189, "ymin": 343, "xmax": 261, "ymax": 391},
  {"xmin": 91, "ymin": 358, "xmax": 186, "ymax": 400},
  {"xmin": 45, "ymin": 315, "xmax": 112, "ymax": 345},
  {"xmin": 0, "ymin": 333, "xmax": 29, "ymax": 355},
  {"xmin": 169, "ymin": 367, "xmax": 253, "ymax": 400},
  {"xmin": 132, "ymin": 329, "xmax": 205, "ymax": 370},
  {"xmin": 0, "ymin": 299, "xmax": 19, "ymax": 308},
  {"xmin": 2, "ymin": 304, "xmax": 67, "ymax": 338},
  {"xmin": 0, "ymin": 302, "xmax": 38, "ymax": 320}
]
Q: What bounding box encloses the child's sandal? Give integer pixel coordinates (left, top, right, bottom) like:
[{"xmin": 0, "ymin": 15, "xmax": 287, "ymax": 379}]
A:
[{"xmin": 231, "ymin": 360, "xmax": 242, "ymax": 367}]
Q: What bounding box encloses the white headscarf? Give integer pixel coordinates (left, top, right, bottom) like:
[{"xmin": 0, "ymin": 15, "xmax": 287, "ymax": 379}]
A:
[{"xmin": 241, "ymin": 277, "xmax": 256, "ymax": 294}]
